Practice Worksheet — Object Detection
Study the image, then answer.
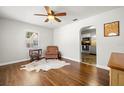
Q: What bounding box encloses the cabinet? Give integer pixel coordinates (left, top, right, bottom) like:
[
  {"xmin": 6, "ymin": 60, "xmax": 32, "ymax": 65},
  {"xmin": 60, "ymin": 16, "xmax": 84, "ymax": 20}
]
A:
[
  {"xmin": 110, "ymin": 69, "xmax": 124, "ymax": 85},
  {"xmin": 108, "ymin": 53, "xmax": 124, "ymax": 85}
]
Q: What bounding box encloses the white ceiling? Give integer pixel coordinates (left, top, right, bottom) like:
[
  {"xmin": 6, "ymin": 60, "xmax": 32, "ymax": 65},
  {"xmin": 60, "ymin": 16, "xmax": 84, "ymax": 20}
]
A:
[{"xmin": 0, "ymin": 6, "xmax": 121, "ymax": 29}]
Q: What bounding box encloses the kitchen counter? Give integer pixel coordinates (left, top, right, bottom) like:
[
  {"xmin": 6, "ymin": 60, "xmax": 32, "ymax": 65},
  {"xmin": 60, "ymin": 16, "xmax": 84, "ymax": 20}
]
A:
[
  {"xmin": 108, "ymin": 53, "xmax": 124, "ymax": 71},
  {"xmin": 108, "ymin": 52, "xmax": 124, "ymax": 85}
]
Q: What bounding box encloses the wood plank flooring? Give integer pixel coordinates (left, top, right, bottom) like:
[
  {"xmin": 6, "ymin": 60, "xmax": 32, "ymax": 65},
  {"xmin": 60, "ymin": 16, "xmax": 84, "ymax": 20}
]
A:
[
  {"xmin": 82, "ymin": 53, "xmax": 96, "ymax": 65},
  {"xmin": 0, "ymin": 58, "xmax": 109, "ymax": 86}
]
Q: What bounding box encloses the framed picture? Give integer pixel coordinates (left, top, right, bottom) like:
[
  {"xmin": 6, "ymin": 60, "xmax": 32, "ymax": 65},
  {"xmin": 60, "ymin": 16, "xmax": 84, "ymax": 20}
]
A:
[
  {"xmin": 26, "ymin": 32, "xmax": 38, "ymax": 48},
  {"xmin": 104, "ymin": 21, "xmax": 119, "ymax": 37}
]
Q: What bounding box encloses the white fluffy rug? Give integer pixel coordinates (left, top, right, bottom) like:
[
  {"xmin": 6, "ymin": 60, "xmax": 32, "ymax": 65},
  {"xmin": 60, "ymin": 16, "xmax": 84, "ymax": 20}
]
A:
[{"xmin": 20, "ymin": 59, "xmax": 70, "ymax": 72}]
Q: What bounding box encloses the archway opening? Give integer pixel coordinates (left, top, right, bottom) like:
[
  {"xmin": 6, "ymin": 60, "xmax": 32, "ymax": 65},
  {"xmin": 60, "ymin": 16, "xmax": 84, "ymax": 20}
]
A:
[{"xmin": 80, "ymin": 26, "xmax": 97, "ymax": 65}]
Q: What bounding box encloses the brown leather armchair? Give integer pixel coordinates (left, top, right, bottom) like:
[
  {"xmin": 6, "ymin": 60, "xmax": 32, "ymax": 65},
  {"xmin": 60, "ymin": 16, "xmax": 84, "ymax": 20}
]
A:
[{"xmin": 45, "ymin": 46, "xmax": 61, "ymax": 59}]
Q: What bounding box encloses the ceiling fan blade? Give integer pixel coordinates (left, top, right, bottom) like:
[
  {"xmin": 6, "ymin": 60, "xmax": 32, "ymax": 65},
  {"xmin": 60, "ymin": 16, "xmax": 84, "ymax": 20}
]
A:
[
  {"xmin": 55, "ymin": 17, "xmax": 61, "ymax": 22},
  {"xmin": 55, "ymin": 12, "xmax": 66, "ymax": 16},
  {"xmin": 51, "ymin": 10, "xmax": 55, "ymax": 15},
  {"xmin": 44, "ymin": 18, "xmax": 49, "ymax": 22},
  {"xmin": 44, "ymin": 6, "xmax": 52, "ymax": 15},
  {"xmin": 34, "ymin": 14, "xmax": 47, "ymax": 16}
]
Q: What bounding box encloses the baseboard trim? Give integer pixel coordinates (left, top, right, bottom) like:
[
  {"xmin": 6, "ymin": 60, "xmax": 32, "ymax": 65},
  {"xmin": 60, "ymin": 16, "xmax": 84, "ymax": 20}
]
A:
[
  {"xmin": 0, "ymin": 58, "xmax": 30, "ymax": 66},
  {"xmin": 62, "ymin": 56, "xmax": 80, "ymax": 62},
  {"xmin": 62, "ymin": 56, "xmax": 109, "ymax": 70},
  {"xmin": 96, "ymin": 65, "xmax": 110, "ymax": 70},
  {"xmin": 81, "ymin": 62, "xmax": 110, "ymax": 70}
]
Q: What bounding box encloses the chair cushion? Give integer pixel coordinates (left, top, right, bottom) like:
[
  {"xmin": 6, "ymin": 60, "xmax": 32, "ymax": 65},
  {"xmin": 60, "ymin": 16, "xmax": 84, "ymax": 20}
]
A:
[
  {"xmin": 46, "ymin": 51, "xmax": 58, "ymax": 55},
  {"xmin": 47, "ymin": 46, "xmax": 58, "ymax": 51},
  {"xmin": 45, "ymin": 46, "xmax": 60, "ymax": 59}
]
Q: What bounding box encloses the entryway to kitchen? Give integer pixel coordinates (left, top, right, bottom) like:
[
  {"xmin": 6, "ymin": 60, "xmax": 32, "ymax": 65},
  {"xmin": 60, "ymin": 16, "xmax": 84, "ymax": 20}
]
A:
[{"xmin": 80, "ymin": 26, "xmax": 97, "ymax": 65}]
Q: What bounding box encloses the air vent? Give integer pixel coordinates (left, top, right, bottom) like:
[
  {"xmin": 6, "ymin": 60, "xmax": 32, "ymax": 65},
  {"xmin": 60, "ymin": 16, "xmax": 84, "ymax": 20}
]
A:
[{"xmin": 72, "ymin": 18, "xmax": 78, "ymax": 21}]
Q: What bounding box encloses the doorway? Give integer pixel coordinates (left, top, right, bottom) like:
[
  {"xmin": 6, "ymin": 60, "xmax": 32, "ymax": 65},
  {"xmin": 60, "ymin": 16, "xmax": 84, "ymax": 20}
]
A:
[{"xmin": 80, "ymin": 26, "xmax": 97, "ymax": 65}]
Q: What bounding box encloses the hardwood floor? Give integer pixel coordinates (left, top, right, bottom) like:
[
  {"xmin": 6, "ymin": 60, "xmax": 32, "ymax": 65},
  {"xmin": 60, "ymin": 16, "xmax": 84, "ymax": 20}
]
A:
[
  {"xmin": 82, "ymin": 53, "xmax": 96, "ymax": 65},
  {"xmin": 0, "ymin": 58, "xmax": 109, "ymax": 86}
]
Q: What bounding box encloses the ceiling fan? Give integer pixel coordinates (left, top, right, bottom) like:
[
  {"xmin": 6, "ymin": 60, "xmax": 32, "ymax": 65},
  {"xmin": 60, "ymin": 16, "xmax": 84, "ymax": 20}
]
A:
[{"xmin": 34, "ymin": 6, "xmax": 66, "ymax": 22}]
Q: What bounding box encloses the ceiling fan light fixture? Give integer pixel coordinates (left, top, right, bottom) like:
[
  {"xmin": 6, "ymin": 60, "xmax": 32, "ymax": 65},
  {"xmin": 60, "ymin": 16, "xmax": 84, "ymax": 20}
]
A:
[
  {"xmin": 48, "ymin": 15, "xmax": 54, "ymax": 20},
  {"xmin": 34, "ymin": 6, "xmax": 66, "ymax": 22}
]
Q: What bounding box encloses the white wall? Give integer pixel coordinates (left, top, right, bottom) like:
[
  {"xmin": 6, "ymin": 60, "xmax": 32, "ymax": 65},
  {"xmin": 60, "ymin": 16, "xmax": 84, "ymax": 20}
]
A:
[
  {"xmin": 0, "ymin": 18, "xmax": 53, "ymax": 64},
  {"xmin": 54, "ymin": 7, "xmax": 124, "ymax": 68}
]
